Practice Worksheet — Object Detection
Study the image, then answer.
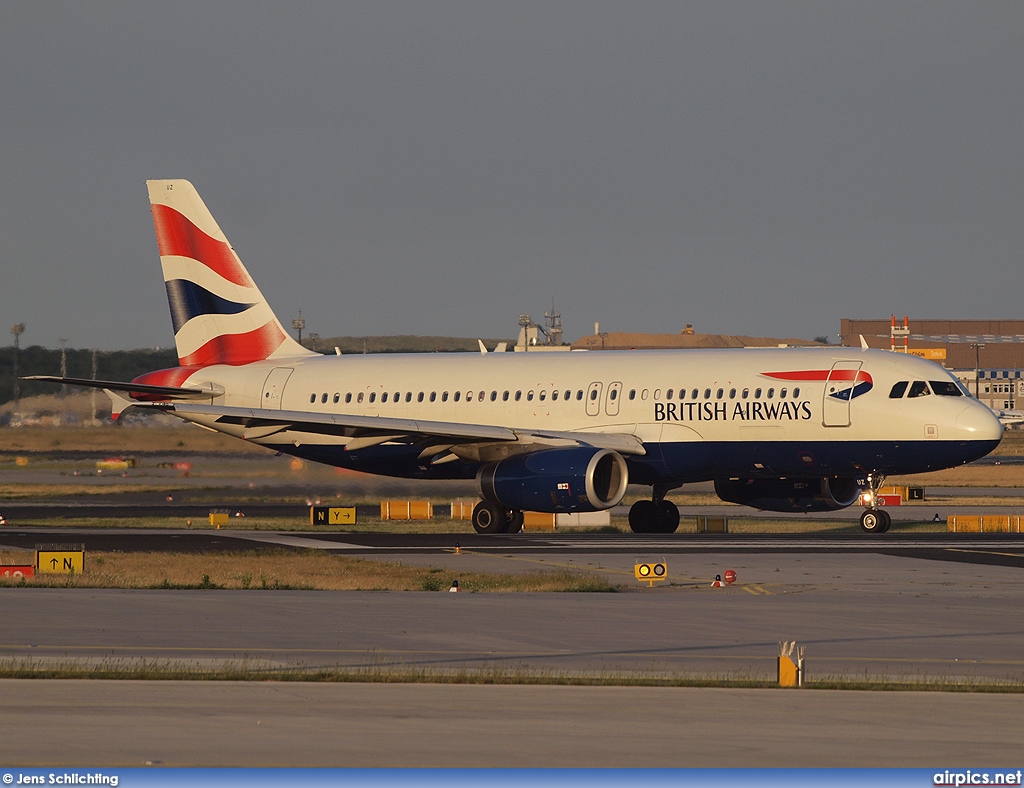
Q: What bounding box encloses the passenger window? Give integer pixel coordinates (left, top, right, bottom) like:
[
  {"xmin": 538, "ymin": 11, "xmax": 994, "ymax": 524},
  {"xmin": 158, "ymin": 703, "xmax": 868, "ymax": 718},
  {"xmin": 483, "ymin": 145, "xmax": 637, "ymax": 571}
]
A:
[
  {"xmin": 591, "ymin": 389, "xmax": 599, "ymax": 401},
  {"xmin": 930, "ymin": 381, "xmax": 962, "ymax": 397},
  {"xmin": 793, "ymin": 388, "xmax": 800, "ymax": 398},
  {"xmin": 382, "ymin": 392, "xmax": 389, "ymax": 403},
  {"xmin": 345, "ymin": 393, "xmax": 352, "ymax": 404},
  {"xmin": 564, "ymin": 390, "xmax": 570, "ymax": 401},
  {"xmin": 442, "ymin": 391, "xmax": 449, "ymax": 402},
  {"xmin": 716, "ymin": 389, "xmax": 723, "ymax": 399},
  {"xmin": 780, "ymin": 388, "xmax": 787, "ymax": 398},
  {"xmin": 654, "ymin": 389, "xmax": 662, "ymax": 400},
  {"xmin": 430, "ymin": 392, "xmax": 436, "ymax": 402},
  {"xmin": 490, "ymin": 391, "xmax": 497, "ymax": 401},
  {"xmin": 369, "ymin": 392, "xmax": 376, "ymax": 403},
  {"xmin": 889, "ymin": 381, "xmax": 909, "ymax": 398},
  {"xmin": 610, "ymin": 389, "xmax": 617, "ymax": 400},
  {"xmin": 679, "ymin": 389, "xmax": 686, "ymax": 400},
  {"xmin": 466, "ymin": 391, "xmax": 473, "ymax": 401},
  {"xmin": 703, "ymin": 389, "xmax": 711, "ymax": 399},
  {"xmin": 406, "ymin": 392, "xmax": 412, "ymax": 403},
  {"xmin": 691, "ymin": 389, "xmax": 698, "ymax": 399},
  {"xmin": 742, "ymin": 388, "xmax": 749, "ymax": 399},
  {"xmin": 333, "ymin": 393, "xmax": 340, "ymax": 404},
  {"xmin": 629, "ymin": 390, "xmax": 636, "ymax": 400},
  {"xmin": 540, "ymin": 391, "xmax": 547, "ymax": 401},
  {"xmin": 309, "ymin": 394, "xmax": 316, "ymax": 404},
  {"xmin": 527, "ymin": 391, "xmax": 534, "ymax": 401},
  {"xmin": 754, "ymin": 388, "xmax": 762, "ymax": 398},
  {"xmin": 908, "ymin": 381, "xmax": 931, "ymax": 398},
  {"xmin": 478, "ymin": 391, "xmax": 485, "ymax": 402},
  {"xmin": 729, "ymin": 388, "xmax": 736, "ymax": 399},
  {"xmin": 577, "ymin": 390, "xmax": 584, "ymax": 400},
  {"xmin": 454, "ymin": 391, "xmax": 461, "ymax": 402},
  {"xmin": 552, "ymin": 390, "xmax": 559, "ymax": 401},
  {"xmin": 418, "ymin": 392, "xmax": 424, "ymax": 402},
  {"xmin": 666, "ymin": 389, "xmax": 673, "ymax": 400},
  {"xmin": 767, "ymin": 388, "xmax": 774, "ymax": 398},
  {"xmin": 357, "ymin": 392, "xmax": 364, "ymax": 404},
  {"xmin": 515, "ymin": 391, "xmax": 522, "ymax": 401},
  {"xmin": 502, "ymin": 391, "xmax": 509, "ymax": 401}
]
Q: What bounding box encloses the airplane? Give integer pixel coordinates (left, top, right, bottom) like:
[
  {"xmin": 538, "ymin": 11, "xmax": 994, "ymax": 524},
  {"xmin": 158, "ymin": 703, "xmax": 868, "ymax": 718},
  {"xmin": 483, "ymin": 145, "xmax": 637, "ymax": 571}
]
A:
[{"xmin": 27, "ymin": 179, "xmax": 1004, "ymax": 535}]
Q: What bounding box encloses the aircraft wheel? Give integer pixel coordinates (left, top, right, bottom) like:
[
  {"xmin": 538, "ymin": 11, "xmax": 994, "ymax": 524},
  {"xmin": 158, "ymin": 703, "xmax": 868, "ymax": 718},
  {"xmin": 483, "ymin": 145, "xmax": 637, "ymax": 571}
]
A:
[
  {"xmin": 628, "ymin": 500, "xmax": 657, "ymax": 533},
  {"xmin": 860, "ymin": 509, "xmax": 886, "ymax": 534},
  {"xmin": 657, "ymin": 500, "xmax": 680, "ymax": 533},
  {"xmin": 506, "ymin": 510, "xmax": 524, "ymax": 534},
  {"xmin": 878, "ymin": 510, "xmax": 892, "ymax": 533},
  {"xmin": 473, "ymin": 501, "xmax": 507, "ymax": 534}
]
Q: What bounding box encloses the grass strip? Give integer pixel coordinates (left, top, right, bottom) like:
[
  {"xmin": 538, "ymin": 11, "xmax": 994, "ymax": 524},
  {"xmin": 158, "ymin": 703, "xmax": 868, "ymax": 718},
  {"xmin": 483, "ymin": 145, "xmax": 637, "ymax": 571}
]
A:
[
  {"xmin": 0, "ymin": 549, "xmax": 617, "ymax": 592},
  {"xmin": 0, "ymin": 659, "xmax": 1020, "ymax": 692}
]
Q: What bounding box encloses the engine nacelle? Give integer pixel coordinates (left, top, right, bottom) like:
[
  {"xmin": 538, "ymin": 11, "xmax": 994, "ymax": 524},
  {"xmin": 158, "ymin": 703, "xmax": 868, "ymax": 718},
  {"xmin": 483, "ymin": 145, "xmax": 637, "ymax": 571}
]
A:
[
  {"xmin": 477, "ymin": 447, "xmax": 629, "ymax": 513},
  {"xmin": 714, "ymin": 476, "xmax": 862, "ymax": 513}
]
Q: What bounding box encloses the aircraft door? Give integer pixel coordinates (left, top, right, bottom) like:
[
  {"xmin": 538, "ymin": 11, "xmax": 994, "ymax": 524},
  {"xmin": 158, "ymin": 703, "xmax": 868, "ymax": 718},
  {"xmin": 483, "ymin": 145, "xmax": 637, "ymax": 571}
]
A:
[
  {"xmin": 822, "ymin": 361, "xmax": 863, "ymax": 427},
  {"xmin": 605, "ymin": 381, "xmax": 622, "ymax": 417},
  {"xmin": 585, "ymin": 382, "xmax": 603, "ymax": 416},
  {"xmin": 261, "ymin": 368, "xmax": 293, "ymax": 410}
]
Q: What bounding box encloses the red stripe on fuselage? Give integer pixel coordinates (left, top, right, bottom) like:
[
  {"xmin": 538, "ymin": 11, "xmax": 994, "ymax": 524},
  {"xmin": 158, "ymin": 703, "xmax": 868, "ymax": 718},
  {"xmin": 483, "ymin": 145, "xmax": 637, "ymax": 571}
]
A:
[
  {"xmin": 151, "ymin": 204, "xmax": 254, "ymax": 288},
  {"xmin": 763, "ymin": 370, "xmax": 873, "ymax": 384},
  {"xmin": 178, "ymin": 321, "xmax": 287, "ymax": 366}
]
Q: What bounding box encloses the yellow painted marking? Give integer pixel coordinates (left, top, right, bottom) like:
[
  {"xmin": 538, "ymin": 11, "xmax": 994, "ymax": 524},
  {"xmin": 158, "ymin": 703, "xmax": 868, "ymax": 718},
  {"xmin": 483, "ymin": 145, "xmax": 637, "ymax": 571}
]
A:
[{"xmin": 946, "ymin": 548, "xmax": 1024, "ymax": 559}]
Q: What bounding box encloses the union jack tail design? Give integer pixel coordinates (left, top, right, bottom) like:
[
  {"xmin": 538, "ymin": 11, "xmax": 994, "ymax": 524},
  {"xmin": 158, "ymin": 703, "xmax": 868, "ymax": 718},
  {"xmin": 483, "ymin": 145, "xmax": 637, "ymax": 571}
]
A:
[{"xmin": 147, "ymin": 179, "xmax": 315, "ymax": 367}]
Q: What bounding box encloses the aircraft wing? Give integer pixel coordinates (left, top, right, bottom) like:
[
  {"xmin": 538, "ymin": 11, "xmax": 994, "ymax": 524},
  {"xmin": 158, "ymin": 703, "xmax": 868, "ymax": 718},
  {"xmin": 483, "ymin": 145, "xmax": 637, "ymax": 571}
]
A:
[{"xmin": 157, "ymin": 402, "xmax": 646, "ymax": 456}]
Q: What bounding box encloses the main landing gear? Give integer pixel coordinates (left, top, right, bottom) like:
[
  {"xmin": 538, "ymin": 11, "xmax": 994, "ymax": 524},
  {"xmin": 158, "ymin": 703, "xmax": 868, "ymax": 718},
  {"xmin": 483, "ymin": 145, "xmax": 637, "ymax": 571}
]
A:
[
  {"xmin": 471, "ymin": 500, "xmax": 524, "ymax": 534},
  {"xmin": 859, "ymin": 473, "xmax": 891, "ymax": 534},
  {"xmin": 628, "ymin": 485, "xmax": 680, "ymax": 534}
]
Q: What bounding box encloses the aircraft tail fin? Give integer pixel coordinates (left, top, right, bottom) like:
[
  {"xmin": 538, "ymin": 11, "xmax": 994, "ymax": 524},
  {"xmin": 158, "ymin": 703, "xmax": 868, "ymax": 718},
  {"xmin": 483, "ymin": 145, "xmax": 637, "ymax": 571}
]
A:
[{"xmin": 146, "ymin": 179, "xmax": 316, "ymax": 367}]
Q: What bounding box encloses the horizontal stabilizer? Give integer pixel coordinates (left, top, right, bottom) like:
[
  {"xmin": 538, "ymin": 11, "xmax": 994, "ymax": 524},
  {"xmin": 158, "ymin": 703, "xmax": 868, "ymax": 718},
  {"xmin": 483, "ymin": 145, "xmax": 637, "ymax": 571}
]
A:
[{"xmin": 22, "ymin": 375, "xmax": 220, "ymax": 399}]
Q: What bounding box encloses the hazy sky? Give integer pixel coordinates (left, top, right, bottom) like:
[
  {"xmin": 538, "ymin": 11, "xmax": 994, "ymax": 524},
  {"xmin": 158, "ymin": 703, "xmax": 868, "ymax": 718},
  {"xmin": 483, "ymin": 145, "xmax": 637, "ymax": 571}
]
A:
[{"xmin": 2, "ymin": 2, "xmax": 1022, "ymax": 351}]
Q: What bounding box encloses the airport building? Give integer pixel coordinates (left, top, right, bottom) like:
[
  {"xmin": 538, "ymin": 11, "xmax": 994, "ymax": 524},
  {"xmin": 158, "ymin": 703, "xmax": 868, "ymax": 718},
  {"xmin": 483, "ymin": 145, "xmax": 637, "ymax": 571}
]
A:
[
  {"xmin": 841, "ymin": 318, "xmax": 1024, "ymax": 411},
  {"xmin": 570, "ymin": 317, "xmax": 1024, "ymax": 414}
]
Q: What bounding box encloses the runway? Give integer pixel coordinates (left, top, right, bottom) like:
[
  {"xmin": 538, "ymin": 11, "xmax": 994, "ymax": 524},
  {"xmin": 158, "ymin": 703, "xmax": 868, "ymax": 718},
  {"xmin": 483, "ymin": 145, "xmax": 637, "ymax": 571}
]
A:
[
  {"xmin": 4, "ymin": 545, "xmax": 1023, "ymax": 682},
  {"xmin": 2, "ymin": 680, "xmax": 1021, "ymax": 767}
]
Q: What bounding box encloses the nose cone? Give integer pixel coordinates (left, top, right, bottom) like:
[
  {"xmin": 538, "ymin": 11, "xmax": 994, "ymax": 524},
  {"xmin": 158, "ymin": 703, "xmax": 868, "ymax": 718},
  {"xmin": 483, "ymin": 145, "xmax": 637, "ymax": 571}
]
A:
[{"xmin": 956, "ymin": 402, "xmax": 1004, "ymax": 446}]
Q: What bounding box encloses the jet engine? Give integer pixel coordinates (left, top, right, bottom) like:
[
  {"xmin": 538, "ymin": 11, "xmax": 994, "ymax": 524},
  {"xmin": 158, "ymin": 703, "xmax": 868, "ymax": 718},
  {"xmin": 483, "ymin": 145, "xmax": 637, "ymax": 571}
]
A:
[
  {"xmin": 477, "ymin": 447, "xmax": 629, "ymax": 513},
  {"xmin": 713, "ymin": 476, "xmax": 862, "ymax": 513}
]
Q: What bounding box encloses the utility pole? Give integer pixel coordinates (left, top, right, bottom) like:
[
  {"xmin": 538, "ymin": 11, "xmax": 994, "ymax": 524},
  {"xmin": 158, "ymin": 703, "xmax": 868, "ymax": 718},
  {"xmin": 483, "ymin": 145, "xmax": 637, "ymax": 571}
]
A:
[
  {"xmin": 59, "ymin": 338, "xmax": 68, "ymax": 397},
  {"xmin": 10, "ymin": 323, "xmax": 25, "ymax": 407},
  {"xmin": 90, "ymin": 349, "xmax": 98, "ymax": 425}
]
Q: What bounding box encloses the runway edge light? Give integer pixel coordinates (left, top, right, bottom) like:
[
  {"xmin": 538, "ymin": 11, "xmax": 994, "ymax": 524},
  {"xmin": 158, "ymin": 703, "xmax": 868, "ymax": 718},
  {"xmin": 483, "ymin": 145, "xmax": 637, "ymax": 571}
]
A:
[{"xmin": 634, "ymin": 561, "xmax": 667, "ymax": 587}]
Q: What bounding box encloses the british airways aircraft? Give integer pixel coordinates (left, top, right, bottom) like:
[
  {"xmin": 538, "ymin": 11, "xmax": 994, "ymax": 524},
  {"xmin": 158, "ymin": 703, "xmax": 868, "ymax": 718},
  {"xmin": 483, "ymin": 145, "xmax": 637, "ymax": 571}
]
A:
[{"xmin": 29, "ymin": 180, "xmax": 1003, "ymax": 535}]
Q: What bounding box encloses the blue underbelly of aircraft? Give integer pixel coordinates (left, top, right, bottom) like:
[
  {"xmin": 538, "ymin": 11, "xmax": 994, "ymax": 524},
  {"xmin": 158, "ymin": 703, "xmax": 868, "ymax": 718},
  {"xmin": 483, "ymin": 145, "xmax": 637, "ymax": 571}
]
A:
[{"xmin": 278, "ymin": 438, "xmax": 999, "ymax": 483}]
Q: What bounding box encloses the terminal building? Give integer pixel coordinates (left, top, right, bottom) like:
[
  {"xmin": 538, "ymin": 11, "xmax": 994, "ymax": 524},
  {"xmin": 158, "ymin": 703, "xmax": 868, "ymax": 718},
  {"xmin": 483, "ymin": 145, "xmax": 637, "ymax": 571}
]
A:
[
  {"xmin": 569, "ymin": 317, "xmax": 1023, "ymax": 416},
  {"xmin": 841, "ymin": 318, "xmax": 1024, "ymax": 412}
]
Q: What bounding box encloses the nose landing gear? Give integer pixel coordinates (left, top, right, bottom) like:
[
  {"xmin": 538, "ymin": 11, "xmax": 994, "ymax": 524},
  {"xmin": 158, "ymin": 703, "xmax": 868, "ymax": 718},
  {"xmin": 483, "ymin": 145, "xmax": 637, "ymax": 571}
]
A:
[{"xmin": 859, "ymin": 474, "xmax": 891, "ymax": 533}]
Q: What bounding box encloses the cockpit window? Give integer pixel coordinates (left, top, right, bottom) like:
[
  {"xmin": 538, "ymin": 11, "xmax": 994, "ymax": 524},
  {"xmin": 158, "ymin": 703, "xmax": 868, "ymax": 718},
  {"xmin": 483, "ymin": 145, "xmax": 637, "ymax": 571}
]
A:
[
  {"xmin": 908, "ymin": 380, "xmax": 931, "ymax": 398},
  {"xmin": 929, "ymin": 380, "xmax": 962, "ymax": 397},
  {"xmin": 889, "ymin": 381, "xmax": 909, "ymax": 399}
]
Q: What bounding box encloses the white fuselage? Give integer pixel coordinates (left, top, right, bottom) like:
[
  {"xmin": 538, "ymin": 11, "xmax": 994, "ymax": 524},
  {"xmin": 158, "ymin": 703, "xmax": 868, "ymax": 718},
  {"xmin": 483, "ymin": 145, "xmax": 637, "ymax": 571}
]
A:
[{"xmin": 170, "ymin": 346, "xmax": 1002, "ymax": 483}]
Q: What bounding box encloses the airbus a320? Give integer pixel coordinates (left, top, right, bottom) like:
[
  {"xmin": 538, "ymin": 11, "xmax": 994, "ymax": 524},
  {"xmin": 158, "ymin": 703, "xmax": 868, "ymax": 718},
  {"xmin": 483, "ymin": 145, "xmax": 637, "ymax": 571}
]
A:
[{"xmin": 28, "ymin": 180, "xmax": 1003, "ymax": 534}]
